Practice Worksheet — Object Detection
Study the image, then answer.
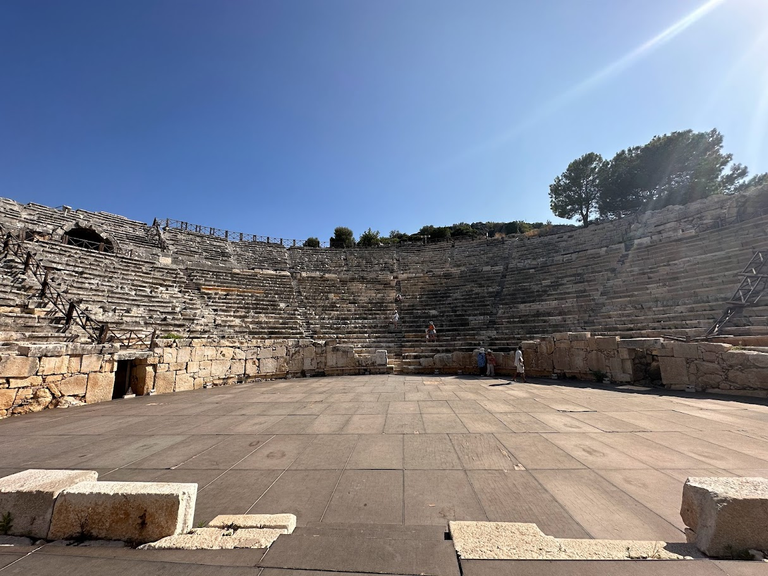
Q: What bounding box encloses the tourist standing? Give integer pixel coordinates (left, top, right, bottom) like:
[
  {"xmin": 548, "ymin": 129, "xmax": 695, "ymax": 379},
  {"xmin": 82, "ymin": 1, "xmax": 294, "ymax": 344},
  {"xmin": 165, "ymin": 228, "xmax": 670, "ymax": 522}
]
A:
[
  {"xmin": 477, "ymin": 348, "xmax": 486, "ymax": 376},
  {"xmin": 514, "ymin": 345, "xmax": 525, "ymax": 382},
  {"xmin": 391, "ymin": 309, "xmax": 399, "ymax": 329},
  {"xmin": 426, "ymin": 321, "xmax": 437, "ymax": 342},
  {"xmin": 486, "ymin": 349, "xmax": 496, "ymax": 377}
]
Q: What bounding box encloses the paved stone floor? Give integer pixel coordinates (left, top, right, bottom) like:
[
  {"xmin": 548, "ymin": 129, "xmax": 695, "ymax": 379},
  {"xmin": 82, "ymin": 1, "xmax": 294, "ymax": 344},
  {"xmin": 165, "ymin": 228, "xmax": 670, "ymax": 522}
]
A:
[{"xmin": 1, "ymin": 374, "xmax": 767, "ymax": 575}]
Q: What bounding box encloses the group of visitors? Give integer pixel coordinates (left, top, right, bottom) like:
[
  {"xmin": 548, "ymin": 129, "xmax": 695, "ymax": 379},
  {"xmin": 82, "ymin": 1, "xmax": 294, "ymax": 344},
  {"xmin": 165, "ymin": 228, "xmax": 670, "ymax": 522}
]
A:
[{"xmin": 476, "ymin": 345, "xmax": 525, "ymax": 381}]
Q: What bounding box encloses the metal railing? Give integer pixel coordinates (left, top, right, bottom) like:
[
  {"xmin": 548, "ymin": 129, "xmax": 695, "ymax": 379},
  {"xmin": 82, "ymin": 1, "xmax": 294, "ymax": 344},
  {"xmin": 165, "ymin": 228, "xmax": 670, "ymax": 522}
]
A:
[
  {"xmin": 61, "ymin": 234, "xmax": 115, "ymax": 254},
  {"xmin": 1, "ymin": 229, "xmax": 154, "ymax": 349},
  {"xmin": 159, "ymin": 218, "xmax": 328, "ymax": 247}
]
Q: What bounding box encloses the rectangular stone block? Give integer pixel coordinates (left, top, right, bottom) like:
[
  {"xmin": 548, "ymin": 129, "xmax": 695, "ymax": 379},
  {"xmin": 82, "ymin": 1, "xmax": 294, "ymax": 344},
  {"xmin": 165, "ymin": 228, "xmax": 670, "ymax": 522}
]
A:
[
  {"xmin": 681, "ymin": 477, "xmax": 768, "ymax": 557},
  {"xmin": 0, "ymin": 469, "xmax": 98, "ymax": 539},
  {"xmin": 0, "ymin": 389, "xmax": 17, "ymax": 410},
  {"xmin": 38, "ymin": 356, "xmax": 67, "ymax": 375},
  {"xmin": 0, "ymin": 356, "xmax": 40, "ymax": 378},
  {"xmin": 86, "ymin": 372, "xmax": 115, "ymax": 404},
  {"xmin": 673, "ymin": 343, "xmax": 701, "ymax": 359},
  {"xmin": 49, "ymin": 481, "xmax": 197, "ymax": 544},
  {"xmin": 659, "ymin": 356, "xmax": 689, "ymax": 385},
  {"xmin": 154, "ymin": 371, "xmax": 175, "ymax": 394},
  {"xmin": 375, "ymin": 350, "xmax": 388, "ymax": 366},
  {"xmin": 619, "ymin": 338, "xmax": 663, "ymax": 349},
  {"xmin": 58, "ymin": 375, "xmax": 87, "ymax": 396},
  {"xmin": 80, "ymin": 354, "xmax": 102, "ymax": 372},
  {"xmin": 175, "ymin": 374, "xmax": 194, "ymax": 392}
]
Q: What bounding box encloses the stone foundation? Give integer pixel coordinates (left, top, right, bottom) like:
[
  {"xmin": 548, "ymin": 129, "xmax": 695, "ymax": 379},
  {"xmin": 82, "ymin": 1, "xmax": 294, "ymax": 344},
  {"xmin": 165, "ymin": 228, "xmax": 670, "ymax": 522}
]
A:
[
  {"xmin": 0, "ymin": 338, "xmax": 389, "ymax": 418},
  {"xmin": 1, "ymin": 333, "xmax": 766, "ymax": 419}
]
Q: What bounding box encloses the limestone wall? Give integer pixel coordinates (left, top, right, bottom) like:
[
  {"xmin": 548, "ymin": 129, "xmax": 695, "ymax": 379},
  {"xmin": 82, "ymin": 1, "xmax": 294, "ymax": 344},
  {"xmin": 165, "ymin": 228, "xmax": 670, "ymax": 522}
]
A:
[{"xmin": 0, "ymin": 338, "xmax": 387, "ymax": 418}]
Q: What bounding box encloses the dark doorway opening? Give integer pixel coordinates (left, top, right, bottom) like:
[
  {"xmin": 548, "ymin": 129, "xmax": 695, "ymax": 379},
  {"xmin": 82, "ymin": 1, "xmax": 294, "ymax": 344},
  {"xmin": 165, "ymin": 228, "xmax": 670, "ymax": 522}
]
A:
[
  {"xmin": 63, "ymin": 227, "xmax": 115, "ymax": 253},
  {"xmin": 113, "ymin": 360, "xmax": 132, "ymax": 399}
]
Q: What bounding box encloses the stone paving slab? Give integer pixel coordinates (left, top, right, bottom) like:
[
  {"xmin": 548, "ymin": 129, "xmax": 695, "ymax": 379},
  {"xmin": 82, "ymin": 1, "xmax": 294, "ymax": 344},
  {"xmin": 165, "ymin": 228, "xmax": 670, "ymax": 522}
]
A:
[
  {"xmin": 347, "ymin": 435, "xmax": 403, "ymax": 469},
  {"xmin": 0, "ymin": 554, "xmax": 261, "ymax": 575},
  {"xmin": 289, "ymin": 435, "xmax": 357, "ymax": 469},
  {"xmin": 246, "ymin": 469, "xmax": 341, "ymax": 525},
  {"xmin": 494, "ymin": 433, "xmax": 586, "ymax": 470},
  {"xmin": 260, "ymin": 532, "xmax": 460, "ymax": 576},
  {"xmin": 466, "ymin": 470, "xmax": 589, "ymax": 538},
  {"xmin": 532, "ymin": 469, "xmax": 683, "ymax": 541},
  {"xmin": 545, "ymin": 434, "xmax": 651, "ymax": 469},
  {"xmin": 232, "ymin": 436, "xmax": 312, "ymax": 470},
  {"xmin": 175, "ymin": 435, "xmax": 273, "ymax": 470},
  {"xmin": 404, "ymin": 470, "xmax": 487, "ymax": 525},
  {"xmin": 404, "ymin": 434, "xmax": 463, "ymax": 469},
  {"xmin": 588, "ymin": 433, "xmax": 713, "ymax": 469},
  {"xmin": 460, "ymin": 559, "xmax": 732, "ymax": 576},
  {"xmin": 322, "ymin": 470, "xmax": 403, "ymax": 524},
  {"xmin": 449, "ymin": 434, "xmax": 524, "ymax": 470},
  {"xmin": 193, "ymin": 470, "xmax": 282, "ymax": 525},
  {"xmin": 637, "ymin": 432, "xmax": 768, "ymax": 471}
]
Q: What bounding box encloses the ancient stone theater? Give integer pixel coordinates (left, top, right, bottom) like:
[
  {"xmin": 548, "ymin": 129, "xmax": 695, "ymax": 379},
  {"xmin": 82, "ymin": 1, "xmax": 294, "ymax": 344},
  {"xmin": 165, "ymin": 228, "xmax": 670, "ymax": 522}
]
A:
[{"xmin": 1, "ymin": 187, "xmax": 766, "ymax": 413}]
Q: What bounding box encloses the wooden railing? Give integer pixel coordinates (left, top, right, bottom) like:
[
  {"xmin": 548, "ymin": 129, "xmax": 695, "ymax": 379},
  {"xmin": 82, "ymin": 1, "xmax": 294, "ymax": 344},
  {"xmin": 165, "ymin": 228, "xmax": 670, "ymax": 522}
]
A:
[{"xmin": 1, "ymin": 229, "xmax": 154, "ymax": 349}]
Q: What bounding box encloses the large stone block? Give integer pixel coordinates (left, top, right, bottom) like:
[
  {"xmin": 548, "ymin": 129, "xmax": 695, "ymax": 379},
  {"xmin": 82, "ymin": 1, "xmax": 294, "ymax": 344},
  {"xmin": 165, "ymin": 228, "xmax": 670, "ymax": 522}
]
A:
[
  {"xmin": 38, "ymin": 356, "xmax": 68, "ymax": 375},
  {"xmin": 672, "ymin": 343, "xmax": 701, "ymax": 359},
  {"xmin": 85, "ymin": 372, "xmax": 115, "ymax": 404},
  {"xmin": 80, "ymin": 354, "xmax": 103, "ymax": 373},
  {"xmin": 154, "ymin": 371, "xmax": 175, "ymax": 394},
  {"xmin": 681, "ymin": 477, "xmax": 768, "ymax": 557},
  {"xmin": 58, "ymin": 375, "xmax": 87, "ymax": 396},
  {"xmin": 48, "ymin": 481, "xmax": 197, "ymax": 544},
  {"xmin": 0, "ymin": 389, "xmax": 16, "ymax": 410},
  {"xmin": 0, "ymin": 469, "xmax": 98, "ymax": 539},
  {"xmin": 594, "ymin": 336, "xmax": 619, "ymax": 351},
  {"xmin": 0, "ymin": 356, "xmax": 39, "ymax": 378},
  {"xmin": 175, "ymin": 374, "xmax": 194, "ymax": 392},
  {"xmin": 659, "ymin": 357, "xmax": 689, "ymax": 385}
]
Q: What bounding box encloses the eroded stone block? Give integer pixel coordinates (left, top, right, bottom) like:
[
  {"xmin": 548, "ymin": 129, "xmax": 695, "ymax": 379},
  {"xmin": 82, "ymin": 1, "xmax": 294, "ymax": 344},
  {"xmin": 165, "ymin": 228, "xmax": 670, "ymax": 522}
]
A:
[
  {"xmin": 85, "ymin": 372, "xmax": 114, "ymax": 403},
  {"xmin": 681, "ymin": 477, "xmax": 768, "ymax": 557},
  {"xmin": 0, "ymin": 469, "xmax": 98, "ymax": 539},
  {"xmin": 49, "ymin": 481, "xmax": 197, "ymax": 543}
]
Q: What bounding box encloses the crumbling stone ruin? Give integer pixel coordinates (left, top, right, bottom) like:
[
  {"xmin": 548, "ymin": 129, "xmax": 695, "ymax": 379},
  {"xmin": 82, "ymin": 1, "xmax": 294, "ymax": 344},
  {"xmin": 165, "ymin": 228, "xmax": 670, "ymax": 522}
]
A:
[{"xmin": 0, "ymin": 185, "xmax": 766, "ymax": 417}]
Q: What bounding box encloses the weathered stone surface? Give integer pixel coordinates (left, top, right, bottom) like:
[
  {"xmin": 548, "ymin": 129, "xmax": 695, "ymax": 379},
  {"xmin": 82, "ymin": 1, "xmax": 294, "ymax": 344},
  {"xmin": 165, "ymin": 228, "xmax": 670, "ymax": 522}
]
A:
[
  {"xmin": 449, "ymin": 521, "xmax": 693, "ymax": 560},
  {"xmin": 139, "ymin": 527, "xmax": 284, "ymax": 550},
  {"xmin": 58, "ymin": 375, "xmax": 87, "ymax": 396},
  {"xmin": 175, "ymin": 373, "xmax": 194, "ymax": 391},
  {"xmin": 681, "ymin": 477, "xmax": 768, "ymax": 557},
  {"xmin": 594, "ymin": 336, "xmax": 619, "ymax": 351},
  {"xmin": 0, "ymin": 469, "xmax": 98, "ymax": 539},
  {"xmin": 208, "ymin": 514, "xmax": 296, "ymax": 533},
  {"xmin": 7, "ymin": 375, "xmax": 42, "ymax": 389},
  {"xmin": 154, "ymin": 371, "xmax": 175, "ymax": 394},
  {"xmin": 85, "ymin": 372, "xmax": 114, "ymax": 404},
  {"xmin": 49, "ymin": 481, "xmax": 197, "ymax": 543},
  {"xmin": 0, "ymin": 388, "xmax": 16, "ymax": 410},
  {"xmin": 80, "ymin": 354, "xmax": 103, "ymax": 372},
  {"xmin": 38, "ymin": 356, "xmax": 68, "ymax": 375},
  {"xmin": 0, "ymin": 356, "xmax": 39, "ymax": 378},
  {"xmin": 658, "ymin": 357, "xmax": 689, "ymax": 385}
]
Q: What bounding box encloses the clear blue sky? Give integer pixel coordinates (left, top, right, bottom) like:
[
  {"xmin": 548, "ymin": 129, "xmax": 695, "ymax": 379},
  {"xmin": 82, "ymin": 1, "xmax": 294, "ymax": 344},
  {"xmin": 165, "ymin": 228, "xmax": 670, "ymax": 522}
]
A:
[{"xmin": 1, "ymin": 0, "xmax": 767, "ymax": 242}]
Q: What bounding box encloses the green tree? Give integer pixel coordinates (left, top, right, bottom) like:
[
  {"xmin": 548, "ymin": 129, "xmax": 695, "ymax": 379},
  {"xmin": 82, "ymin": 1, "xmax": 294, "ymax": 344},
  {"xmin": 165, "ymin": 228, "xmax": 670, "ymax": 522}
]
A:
[
  {"xmin": 549, "ymin": 152, "xmax": 604, "ymax": 227},
  {"xmin": 599, "ymin": 129, "xmax": 751, "ymax": 218},
  {"xmin": 303, "ymin": 237, "xmax": 320, "ymax": 248},
  {"xmin": 357, "ymin": 228, "xmax": 381, "ymax": 247},
  {"xmin": 331, "ymin": 227, "xmax": 355, "ymax": 248}
]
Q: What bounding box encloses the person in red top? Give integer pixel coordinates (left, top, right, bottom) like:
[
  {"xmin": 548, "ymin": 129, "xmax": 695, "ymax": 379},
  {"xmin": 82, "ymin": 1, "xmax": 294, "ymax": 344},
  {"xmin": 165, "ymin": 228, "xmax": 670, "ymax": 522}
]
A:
[{"xmin": 486, "ymin": 349, "xmax": 497, "ymax": 377}]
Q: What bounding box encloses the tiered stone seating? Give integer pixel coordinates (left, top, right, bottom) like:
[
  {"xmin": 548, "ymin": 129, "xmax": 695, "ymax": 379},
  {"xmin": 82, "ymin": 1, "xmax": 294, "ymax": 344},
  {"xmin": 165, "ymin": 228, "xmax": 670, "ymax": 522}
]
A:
[
  {"xmin": 295, "ymin": 271, "xmax": 398, "ymax": 353},
  {"xmin": 587, "ymin": 213, "xmax": 768, "ymax": 337},
  {"xmin": 0, "ymin": 186, "xmax": 765, "ymax": 361},
  {"xmin": 183, "ymin": 266, "xmax": 303, "ymax": 338},
  {"xmin": 25, "ymin": 240, "xmax": 202, "ymax": 337}
]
